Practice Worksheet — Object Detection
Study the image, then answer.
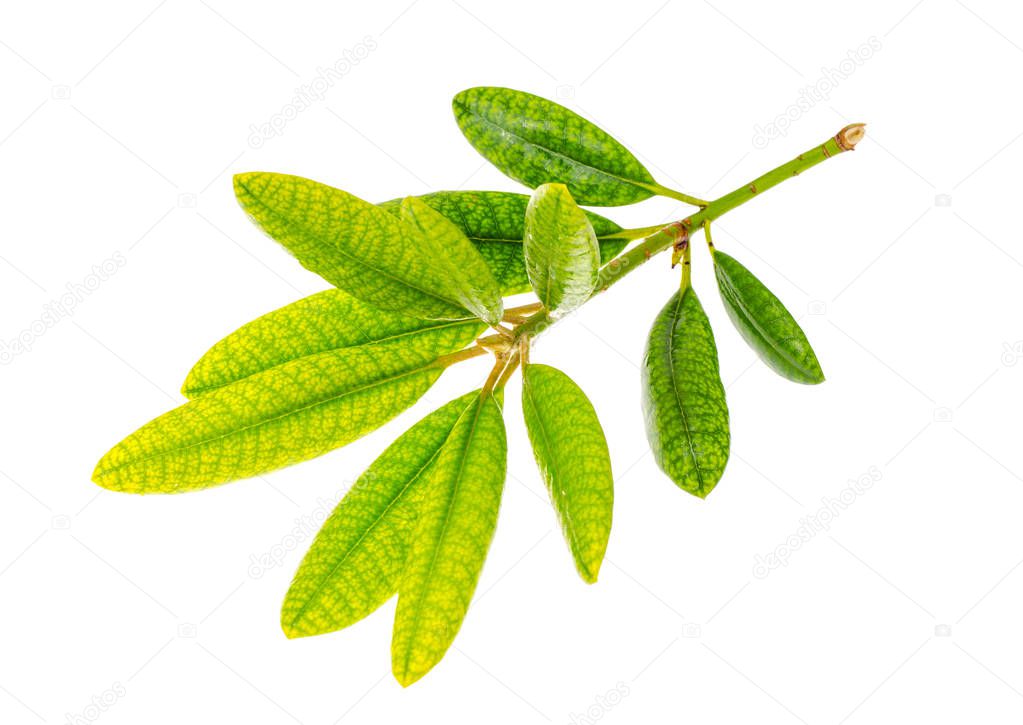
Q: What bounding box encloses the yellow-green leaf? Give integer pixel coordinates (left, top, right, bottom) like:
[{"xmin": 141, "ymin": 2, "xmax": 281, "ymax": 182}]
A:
[
  {"xmin": 182, "ymin": 289, "xmax": 484, "ymax": 397},
  {"xmin": 93, "ymin": 343, "xmax": 462, "ymax": 494},
  {"xmin": 524, "ymin": 183, "xmax": 599, "ymax": 314},
  {"xmin": 234, "ymin": 172, "xmax": 469, "ymax": 320},
  {"xmin": 282, "ymin": 390, "xmax": 481, "ymax": 638},
  {"xmin": 452, "ymin": 87, "xmax": 657, "ymax": 206},
  {"xmin": 399, "ymin": 197, "xmax": 503, "ymax": 326},
  {"xmin": 521, "ymin": 363, "xmax": 613, "ymax": 583},
  {"xmin": 641, "ymin": 287, "xmax": 730, "ymax": 498},
  {"xmin": 391, "ymin": 392, "xmax": 507, "ymax": 686}
]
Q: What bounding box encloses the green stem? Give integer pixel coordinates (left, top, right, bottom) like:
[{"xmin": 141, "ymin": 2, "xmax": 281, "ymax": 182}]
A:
[
  {"xmin": 594, "ymin": 124, "xmax": 864, "ymax": 296},
  {"xmin": 644, "ymin": 183, "xmax": 709, "ymax": 208},
  {"xmin": 516, "ymin": 124, "xmax": 864, "ymax": 345}
]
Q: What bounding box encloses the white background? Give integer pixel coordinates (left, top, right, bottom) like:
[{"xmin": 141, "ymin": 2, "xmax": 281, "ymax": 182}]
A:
[{"xmin": 2, "ymin": 1, "xmax": 1021, "ymax": 723}]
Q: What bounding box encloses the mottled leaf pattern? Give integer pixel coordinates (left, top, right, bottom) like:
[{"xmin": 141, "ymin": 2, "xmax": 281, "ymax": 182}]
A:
[
  {"xmin": 641, "ymin": 288, "xmax": 730, "ymax": 498},
  {"xmin": 521, "ymin": 364, "xmax": 613, "ymax": 583},
  {"xmin": 714, "ymin": 251, "xmax": 824, "ymax": 384},
  {"xmin": 391, "ymin": 392, "xmax": 506, "ymax": 686},
  {"xmin": 183, "ymin": 289, "xmax": 483, "ymax": 397},
  {"xmin": 93, "ymin": 343, "xmax": 461, "ymax": 493},
  {"xmin": 282, "ymin": 390, "xmax": 481, "ymax": 638},
  {"xmin": 399, "ymin": 197, "xmax": 503, "ymax": 325},
  {"xmin": 453, "ymin": 87, "xmax": 657, "ymax": 206},
  {"xmin": 378, "ymin": 191, "xmax": 626, "ymax": 294},
  {"xmin": 234, "ymin": 172, "xmax": 470, "ymax": 320},
  {"xmin": 524, "ymin": 184, "xmax": 600, "ymax": 314}
]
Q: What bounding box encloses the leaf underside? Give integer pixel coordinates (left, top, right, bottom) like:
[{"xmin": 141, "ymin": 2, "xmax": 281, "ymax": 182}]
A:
[
  {"xmin": 641, "ymin": 287, "xmax": 730, "ymax": 498},
  {"xmin": 282, "ymin": 390, "xmax": 482, "ymax": 638},
  {"xmin": 521, "ymin": 364, "xmax": 613, "ymax": 583},
  {"xmin": 93, "ymin": 338, "xmax": 472, "ymax": 493},
  {"xmin": 453, "ymin": 86, "xmax": 657, "ymax": 206},
  {"xmin": 378, "ymin": 190, "xmax": 626, "ymax": 294},
  {"xmin": 714, "ymin": 251, "xmax": 824, "ymax": 385},
  {"xmin": 524, "ymin": 183, "xmax": 600, "ymax": 314},
  {"xmin": 392, "ymin": 391, "xmax": 507, "ymax": 686}
]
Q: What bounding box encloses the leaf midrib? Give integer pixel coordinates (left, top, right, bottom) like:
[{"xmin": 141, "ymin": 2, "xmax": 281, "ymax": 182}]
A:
[
  {"xmin": 238, "ymin": 178, "xmax": 466, "ymax": 315},
  {"xmin": 96, "ymin": 355, "xmax": 440, "ymax": 479},
  {"xmin": 666, "ymin": 291, "xmax": 707, "ymax": 495},
  {"xmin": 396, "ymin": 395, "xmax": 488, "ymax": 677},
  {"xmin": 717, "ymin": 265, "xmax": 811, "ymax": 376},
  {"xmin": 459, "ymin": 106, "xmax": 652, "ymax": 196},
  {"xmin": 523, "ymin": 376, "xmax": 590, "ymax": 579},
  {"xmin": 286, "ymin": 412, "xmax": 460, "ymax": 631},
  {"xmin": 186, "ymin": 319, "xmax": 480, "ymax": 396}
]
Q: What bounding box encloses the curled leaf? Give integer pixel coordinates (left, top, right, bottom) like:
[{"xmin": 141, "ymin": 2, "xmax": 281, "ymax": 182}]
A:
[{"xmin": 524, "ymin": 184, "xmax": 600, "ymax": 315}]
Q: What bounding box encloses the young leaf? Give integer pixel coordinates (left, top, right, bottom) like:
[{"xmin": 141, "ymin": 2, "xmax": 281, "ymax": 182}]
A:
[
  {"xmin": 521, "ymin": 363, "xmax": 613, "ymax": 583},
  {"xmin": 713, "ymin": 251, "xmax": 824, "ymax": 385},
  {"xmin": 93, "ymin": 343, "xmax": 461, "ymax": 494},
  {"xmin": 399, "ymin": 197, "xmax": 503, "ymax": 326},
  {"xmin": 282, "ymin": 390, "xmax": 481, "ymax": 638},
  {"xmin": 234, "ymin": 172, "xmax": 470, "ymax": 320},
  {"xmin": 642, "ymin": 288, "xmax": 730, "ymax": 498},
  {"xmin": 524, "ymin": 184, "xmax": 600, "ymax": 315},
  {"xmin": 452, "ymin": 87, "xmax": 657, "ymax": 206},
  {"xmin": 391, "ymin": 392, "xmax": 507, "ymax": 686},
  {"xmin": 379, "ymin": 190, "xmax": 626, "ymax": 293},
  {"xmin": 182, "ymin": 289, "xmax": 484, "ymax": 397}
]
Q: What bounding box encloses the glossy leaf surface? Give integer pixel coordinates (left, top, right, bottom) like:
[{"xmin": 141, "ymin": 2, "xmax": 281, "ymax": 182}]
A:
[
  {"xmin": 453, "ymin": 87, "xmax": 657, "ymax": 206},
  {"xmin": 524, "ymin": 184, "xmax": 599, "ymax": 314},
  {"xmin": 714, "ymin": 251, "xmax": 824, "ymax": 384},
  {"xmin": 378, "ymin": 191, "xmax": 626, "ymax": 294},
  {"xmin": 641, "ymin": 288, "xmax": 730, "ymax": 498}
]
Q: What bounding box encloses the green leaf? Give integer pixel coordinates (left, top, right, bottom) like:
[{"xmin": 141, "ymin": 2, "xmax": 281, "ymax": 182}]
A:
[
  {"xmin": 182, "ymin": 289, "xmax": 484, "ymax": 397},
  {"xmin": 641, "ymin": 287, "xmax": 730, "ymax": 498},
  {"xmin": 391, "ymin": 391, "xmax": 506, "ymax": 686},
  {"xmin": 93, "ymin": 342, "xmax": 466, "ymax": 494},
  {"xmin": 378, "ymin": 191, "xmax": 626, "ymax": 294},
  {"xmin": 524, "ymin": 183, "xmax": 599, "ymax": 314},
  {"xmin": 234, "ymin": 172, "xmax": 471, "ymax": 320},
  {"xmin": 452, "ymin": 87, "xmax": 657, "ymax": 206},
  {"xmin": 521, "ymin": 363, "xmax": 613, "ymax": 583},
  {"xmin": 713, "ymin": 251, "xmax": 824, "ymax": 385},
  {"xmin": 282, "ymin": 390, "xmax": 481, "ymax": 638},
  {"xmin": 399, "ymin": 197, "xmax": 503, "ymax": 326}
]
